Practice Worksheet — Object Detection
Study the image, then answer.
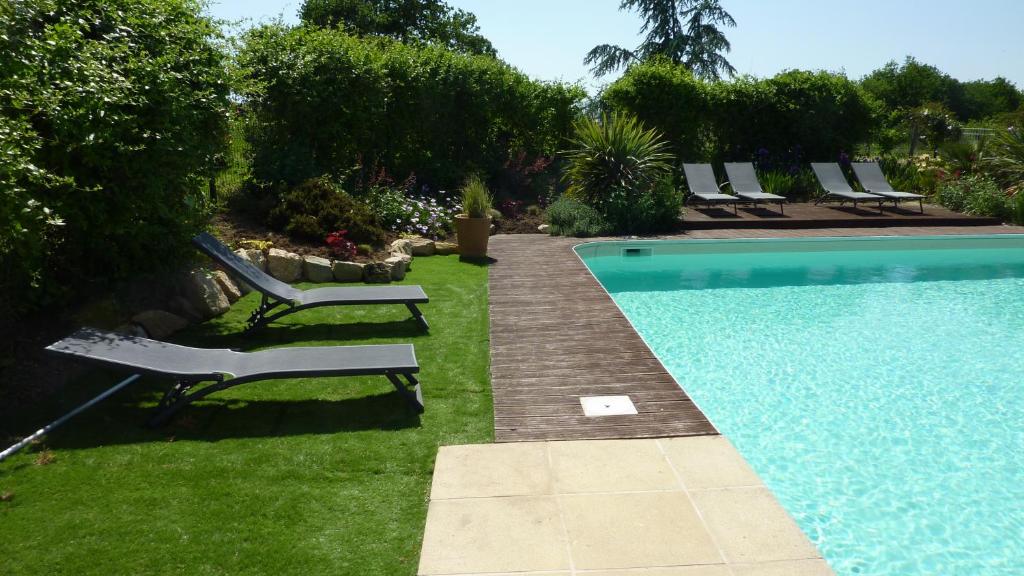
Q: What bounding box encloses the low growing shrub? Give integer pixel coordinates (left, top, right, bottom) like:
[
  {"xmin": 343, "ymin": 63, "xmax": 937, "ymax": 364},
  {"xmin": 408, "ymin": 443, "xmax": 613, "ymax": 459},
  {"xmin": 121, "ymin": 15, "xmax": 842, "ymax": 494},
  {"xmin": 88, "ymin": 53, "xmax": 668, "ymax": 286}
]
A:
[
  {"xmin": 364, "ymin": 185, "xmax": 460, "ymax": 239},
  {"xmin": 545, "ymin": 198, "xmax": 612, "ymax": 237},
  {"xmin": 935, "ymin": 175, "xmax": 1009, "ymax": 219},
  {"xmin": 269, "ymin": 178, "xmax": 386, "ymax": 245}
]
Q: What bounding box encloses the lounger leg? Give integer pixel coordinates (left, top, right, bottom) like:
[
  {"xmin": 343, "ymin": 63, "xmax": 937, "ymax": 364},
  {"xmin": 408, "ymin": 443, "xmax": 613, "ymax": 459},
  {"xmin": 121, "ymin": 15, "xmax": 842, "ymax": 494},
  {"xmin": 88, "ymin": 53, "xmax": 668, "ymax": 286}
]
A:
[
  {"xmin": 147, "ymin": 379, "xmax": 200, "ymax": 427},
  {"xmin": 919, "ymin": 199, "xmax": 924, "ymax": 214},
  {"xmin": 245, "ymin": 295, "xmax": 272, "ymax": 333},
  {"xmin": 387, "ymin": 373, "xmax": 425, "ymax": 413},
  {"xmin": 406, "ymin": 303, "xmax": 429, "ymax": 331},
  {"xmin": 780, "ymin": 201, "xmax": 784, "ymax": 215}
]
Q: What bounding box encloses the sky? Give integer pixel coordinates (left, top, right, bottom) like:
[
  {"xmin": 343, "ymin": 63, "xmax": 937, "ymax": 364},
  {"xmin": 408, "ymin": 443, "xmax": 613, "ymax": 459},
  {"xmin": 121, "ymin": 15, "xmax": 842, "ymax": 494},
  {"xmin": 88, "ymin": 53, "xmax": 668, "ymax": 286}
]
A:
[{"xmin": 207, "ymin": 0, "xmax": 1024, "ymax": 93}]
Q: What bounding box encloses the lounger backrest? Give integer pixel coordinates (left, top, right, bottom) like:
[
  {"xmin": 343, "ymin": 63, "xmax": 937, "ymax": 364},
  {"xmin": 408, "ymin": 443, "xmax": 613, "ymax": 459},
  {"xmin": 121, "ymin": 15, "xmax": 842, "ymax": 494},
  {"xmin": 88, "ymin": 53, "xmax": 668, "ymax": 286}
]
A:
[
  {"xmin": 192, "ymin": 232, "xmax": 301, "ymax": 302},
  {"xmin": 723, "ymin": 163, "xmax": 763, "ymax": 194},
  {"xmin": 851, "ymin": 162, "xmax": 895, "ymax": 193},
  {"xmin": 682, "ymin": 164, "xmax": 721, "ymax": 194},
  {"xmin": 47, "ymin": 328, "xmax": 229, "ymax": 380},
  {"xmin": 811, "ymin": 163, "xmax": 855, "ymax": 193}
]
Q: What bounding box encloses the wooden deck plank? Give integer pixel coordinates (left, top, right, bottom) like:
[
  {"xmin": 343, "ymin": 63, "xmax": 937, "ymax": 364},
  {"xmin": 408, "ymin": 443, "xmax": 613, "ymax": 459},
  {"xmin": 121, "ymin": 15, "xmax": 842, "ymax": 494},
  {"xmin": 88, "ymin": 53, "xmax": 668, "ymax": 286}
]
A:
[{"xmin": 488, "ymin": 235, "xmax": 718, "ymax": 442}]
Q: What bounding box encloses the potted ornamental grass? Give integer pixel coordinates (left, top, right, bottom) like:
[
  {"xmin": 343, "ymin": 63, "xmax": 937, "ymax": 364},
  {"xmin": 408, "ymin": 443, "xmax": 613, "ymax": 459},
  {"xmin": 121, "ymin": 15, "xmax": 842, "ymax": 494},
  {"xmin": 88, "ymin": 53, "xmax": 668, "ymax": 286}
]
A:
[{"xmin": 455, "ymin": 175, "xmax": 493, "ymax": 258}]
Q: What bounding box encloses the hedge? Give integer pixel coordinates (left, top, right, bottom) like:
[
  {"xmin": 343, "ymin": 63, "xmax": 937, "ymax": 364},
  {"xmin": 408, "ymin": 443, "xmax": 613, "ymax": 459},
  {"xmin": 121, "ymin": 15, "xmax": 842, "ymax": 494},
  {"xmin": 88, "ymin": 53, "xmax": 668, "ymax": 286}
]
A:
[
  {"xmin": 601, "ymin": 60, "xmax": 877, "ymax": 167},
  {"xmin": 236, "ymin": 24, "xmax": 586, "ymax": 191}
]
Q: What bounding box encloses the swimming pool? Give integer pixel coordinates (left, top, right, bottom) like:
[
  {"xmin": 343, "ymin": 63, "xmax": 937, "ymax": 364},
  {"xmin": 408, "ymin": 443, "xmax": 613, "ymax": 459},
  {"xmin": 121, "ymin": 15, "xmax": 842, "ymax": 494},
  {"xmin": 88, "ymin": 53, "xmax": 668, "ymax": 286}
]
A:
[{"xmin": 577, "ymin": 235, "xmax": 1024, "ymax": 576}]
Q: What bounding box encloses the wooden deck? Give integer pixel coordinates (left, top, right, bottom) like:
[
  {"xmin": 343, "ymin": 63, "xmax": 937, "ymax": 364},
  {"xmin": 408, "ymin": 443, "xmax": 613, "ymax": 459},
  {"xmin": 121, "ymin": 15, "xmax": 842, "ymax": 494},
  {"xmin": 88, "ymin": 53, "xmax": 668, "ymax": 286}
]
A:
[
  {"xmin": 488, "ymin": 235, "xmax": 717, "ymax": 442},
  {"xmin": 683, "ymin": 202, "xmax": 1000, "ymax": 229},
  {"xmin": 488, "ymin": 224, "xmax": 1023, "ymax": 443}
]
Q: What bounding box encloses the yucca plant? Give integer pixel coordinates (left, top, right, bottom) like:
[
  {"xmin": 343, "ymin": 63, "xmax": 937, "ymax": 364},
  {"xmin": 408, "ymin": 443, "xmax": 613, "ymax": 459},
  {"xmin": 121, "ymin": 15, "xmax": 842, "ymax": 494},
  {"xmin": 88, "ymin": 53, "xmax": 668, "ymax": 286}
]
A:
[{"xmin": 561, "ymin": 112, "xmax": 675, "ymax": 232}]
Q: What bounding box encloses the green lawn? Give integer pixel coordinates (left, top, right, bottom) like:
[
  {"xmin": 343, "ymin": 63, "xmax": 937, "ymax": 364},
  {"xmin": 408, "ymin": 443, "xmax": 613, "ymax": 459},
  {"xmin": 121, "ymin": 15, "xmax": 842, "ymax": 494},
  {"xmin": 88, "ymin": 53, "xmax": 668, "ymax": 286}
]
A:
[{"xmin": 0, "ymin": 256, "xmax": 492, "ymax": 575}]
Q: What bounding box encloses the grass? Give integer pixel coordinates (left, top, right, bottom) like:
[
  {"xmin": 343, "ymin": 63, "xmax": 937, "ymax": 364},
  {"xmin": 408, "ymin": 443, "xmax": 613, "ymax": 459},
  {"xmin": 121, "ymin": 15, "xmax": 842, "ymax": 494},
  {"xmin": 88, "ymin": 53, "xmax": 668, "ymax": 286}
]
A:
[{"xmin": 0, "ymin": 256, "xmax": 492, "ymax": 575}]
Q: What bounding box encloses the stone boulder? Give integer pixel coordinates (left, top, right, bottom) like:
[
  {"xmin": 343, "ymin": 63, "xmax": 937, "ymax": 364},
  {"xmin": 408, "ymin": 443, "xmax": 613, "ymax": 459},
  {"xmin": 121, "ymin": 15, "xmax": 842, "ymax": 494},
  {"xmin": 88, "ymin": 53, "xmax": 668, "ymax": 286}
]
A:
[
  {"xmin": 384, "ymin": 256, "xmax": 409, "ymax": 281},
  {"xmin": 332, "ymin": 261, "xmax": 365, "ymax": 282},
  {"xmin": 168, "ymin": 296, "xmax": 203, "ymax": 323},
  {"xmin": 267, "ymin": 248, "xmax": 302, "ymax": 282},
  {"xmin": 211, "ymin": 270, "xmax": 242, "ymax": 302},
  {"xmin": 303, "ymin": 255, "xmax": 334, "ymax": 283},
  {"xmin": 364, "ymin": 262, "xmax": 392, "ymax": 284},
  {"xmin": 390, "ymin": 239, "xmax": 413, "ymax": 257},
  {"xmin": 132, "ymin": 310, "xmax": 189, "ymax": 340},
  {"xmin": 435, "ymin": 241, "xmax": 458, "ymax": 255},
  {"xmin": 185, "ymin": 270, "xmax": 231, "ymax": 318},
  {"xmin": 234, "ymin": 248, "xmax": 267, "ymax": 271},
  {"xmin": 408, "ymin": 237, "xmax": 436, "ymax": 256}
]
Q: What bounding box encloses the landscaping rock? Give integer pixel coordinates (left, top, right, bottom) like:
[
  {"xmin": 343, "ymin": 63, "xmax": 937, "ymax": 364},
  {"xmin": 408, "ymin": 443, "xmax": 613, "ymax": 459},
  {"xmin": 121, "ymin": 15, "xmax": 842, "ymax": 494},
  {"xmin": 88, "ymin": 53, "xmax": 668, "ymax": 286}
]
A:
[
  {"xmin": 408, "ymin": 237, "xmax": 436, "ymax": 256},
  {"xmin": 332, "ymin": 261, "xmax": 365, "ymax": 282},
  {"xmin": 435, "ymin": 241, "xmax": 458, "ymax": 255},
  {"xmin": 234, "ymin": 248, "xmax": 266, "ymax": 271},
  {"xmin": 267, "ymin": 248, "xmax": 302, "ymax": 282},
  {"xmin": 186, "ymin": 270, "xmax": 231, "ymax": 317},
  {"xmin": 303, "ymin": 255, "xmax": 334, "ymax": 283},
  {"xmin": 537, "ymin": 224, "xmax": 550, "ymax": 233},
  {"xmin": 131, "ymin": 310, "xmax": 189, "ymax": 340},
  {"xmin": 384, "ymin": 256, "xmax": 408, "ymax": 281},
  {"xmin": 364, "ymin": 262, "xmax": 392, "ymax": 283},
  {"xmin": 168, "ymin": 296, "xmax": 203, "ymax": 323},
  {"xmin": 211, "ymin": 270, "xmax": 242, "ymax": 302},
  {"xmin": 390, "ymin": 239, "xmax": 413, "ymax": 257}
]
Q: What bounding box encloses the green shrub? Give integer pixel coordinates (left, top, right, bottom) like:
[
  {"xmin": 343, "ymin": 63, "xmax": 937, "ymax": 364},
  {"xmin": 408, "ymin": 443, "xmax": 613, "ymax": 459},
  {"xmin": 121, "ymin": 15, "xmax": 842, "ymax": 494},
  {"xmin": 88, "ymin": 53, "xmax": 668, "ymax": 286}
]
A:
[
  {"xmin": 269, "ymin": 178, "xmax": 386, "ymax": 245},
  {"xmin": 935, "ymin": 175, "xmax": 1009, "ymax": 219},
  {"xmin": 236, "ymin": 24, "xmax": 585, "ymax": 190},
  {"xmin": 1010, "ymin": 190, "xmax": 1024, "ymax": 225},
  {"xmin": 561, "ymin": 113, "xmax": 675, "ymax": 233},
  {"xmin": 460, "ymin": 175, "xmax": 493, "ymax": 218},
  {"xmin": 0, "ymin": 0, "xmax": 230, "ymax": 321},
  {"xmin": 985, "ymin": 127, "xmax": 1024, "ymax": 192},
  {"xmin": 545, "ymin": 198, "xmax": 612, "ymax": 237},
  {"xmin": 756, "ymin": 170, "xmax": 797, "ymax": 197}
]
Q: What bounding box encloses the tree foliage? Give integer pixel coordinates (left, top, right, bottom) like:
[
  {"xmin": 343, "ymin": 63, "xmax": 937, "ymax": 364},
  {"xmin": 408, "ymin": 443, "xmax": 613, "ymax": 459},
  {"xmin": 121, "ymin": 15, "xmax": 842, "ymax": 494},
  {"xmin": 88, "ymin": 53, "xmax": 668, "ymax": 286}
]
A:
[
  {"xmin": 300, "ymin": 0, "xmax": 495, "ymax": 56},
  {"xmin": 0, "ymin": 0, "xmax": 230, "ymax": 321},
  {"xmin": 861, "ymin": 56, "xmax": 1022, "ymax": 123},
  {"xmin": 585, "ymin": 0, "xmax": 736, "ymax": 80}
]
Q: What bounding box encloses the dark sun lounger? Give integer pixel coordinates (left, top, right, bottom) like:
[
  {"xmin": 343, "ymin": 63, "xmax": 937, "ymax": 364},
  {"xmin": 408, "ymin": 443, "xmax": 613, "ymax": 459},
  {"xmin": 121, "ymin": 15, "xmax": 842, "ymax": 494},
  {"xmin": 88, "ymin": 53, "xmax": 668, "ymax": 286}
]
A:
[
  {"xmin": 851, "ymin": 162, "xmax": 926, "ymax": 213},
  {"xmin": 723, "ymin": 162, "xmax": 787, "ymax": 214},
  {"xmin": 811, "ymin": 163, "xmax": 884, "ymax": 213},
  {"xmin": 193, "ymin": 232, "xmax": 429, "ymax": 333},
  {"xmin": 47, "ymin": 328, "xmax": 424, "ymax": 426},
  {"xmin": 683, "ymin": 163, "xmax": 739, "ymax": 213}
]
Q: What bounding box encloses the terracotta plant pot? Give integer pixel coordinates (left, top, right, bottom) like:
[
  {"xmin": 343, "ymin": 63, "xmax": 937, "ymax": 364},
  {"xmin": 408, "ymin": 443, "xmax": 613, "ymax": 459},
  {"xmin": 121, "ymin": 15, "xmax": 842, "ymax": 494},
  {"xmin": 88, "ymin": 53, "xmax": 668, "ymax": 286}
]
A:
[{"xmin": 454, "ymin": 214, "xmax": 491, "ymax": 258}]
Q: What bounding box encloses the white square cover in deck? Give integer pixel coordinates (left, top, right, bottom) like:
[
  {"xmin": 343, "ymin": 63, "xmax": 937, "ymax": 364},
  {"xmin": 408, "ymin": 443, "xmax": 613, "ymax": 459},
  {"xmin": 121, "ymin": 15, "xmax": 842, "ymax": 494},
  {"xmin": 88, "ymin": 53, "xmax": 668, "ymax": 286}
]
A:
[{"xmin": 579, "ymin": 395, "xmax": 638, "ymax": 417}]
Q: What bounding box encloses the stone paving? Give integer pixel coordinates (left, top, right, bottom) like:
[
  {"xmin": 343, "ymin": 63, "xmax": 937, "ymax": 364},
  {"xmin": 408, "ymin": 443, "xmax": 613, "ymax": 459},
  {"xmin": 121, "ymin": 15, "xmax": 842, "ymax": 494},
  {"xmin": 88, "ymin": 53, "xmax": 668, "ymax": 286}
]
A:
[{"xmin": 418, "ymin": 438, "xmax": 833, "ymax": 576}]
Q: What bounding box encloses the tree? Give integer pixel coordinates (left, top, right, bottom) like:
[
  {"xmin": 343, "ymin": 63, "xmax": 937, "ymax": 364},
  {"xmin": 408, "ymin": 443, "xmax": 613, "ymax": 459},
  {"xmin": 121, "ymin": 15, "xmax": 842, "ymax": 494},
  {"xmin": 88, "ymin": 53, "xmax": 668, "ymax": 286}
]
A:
[
  {"xmin": 300, "ymin": 0, "xmax": 495, "ymax": 56},
  {"xmin": 585, "ymin": 0, "xmax": 736, "ymax": 80},
  {"xmin": 860, "ymin": 57, "xmax": 965, "ymax": 118}
]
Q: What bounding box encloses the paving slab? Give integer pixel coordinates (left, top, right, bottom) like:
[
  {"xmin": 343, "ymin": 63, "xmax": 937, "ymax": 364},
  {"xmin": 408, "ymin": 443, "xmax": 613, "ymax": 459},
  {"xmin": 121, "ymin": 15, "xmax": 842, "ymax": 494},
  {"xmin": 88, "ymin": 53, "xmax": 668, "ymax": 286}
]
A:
[{"xmin": 418, "ymin": 439, "xmax": 833, "ymax": 575}]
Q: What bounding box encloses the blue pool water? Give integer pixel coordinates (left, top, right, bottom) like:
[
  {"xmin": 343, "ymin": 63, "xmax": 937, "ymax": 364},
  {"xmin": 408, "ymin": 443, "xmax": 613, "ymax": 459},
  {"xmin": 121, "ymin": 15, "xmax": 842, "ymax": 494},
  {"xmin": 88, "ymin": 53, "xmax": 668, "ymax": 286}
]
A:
[{"xmin": 578, "ymin": 236, "xmax": 1024, "ymax": 576}]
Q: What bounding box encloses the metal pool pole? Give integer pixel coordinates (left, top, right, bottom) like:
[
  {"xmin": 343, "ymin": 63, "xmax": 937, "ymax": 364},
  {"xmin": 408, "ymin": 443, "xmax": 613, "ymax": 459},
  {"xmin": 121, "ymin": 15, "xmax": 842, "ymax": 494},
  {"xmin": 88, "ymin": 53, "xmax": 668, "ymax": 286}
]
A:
[{"xmin": 0, "ymin": 374, "xmax": 141, "ymax": 463}]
